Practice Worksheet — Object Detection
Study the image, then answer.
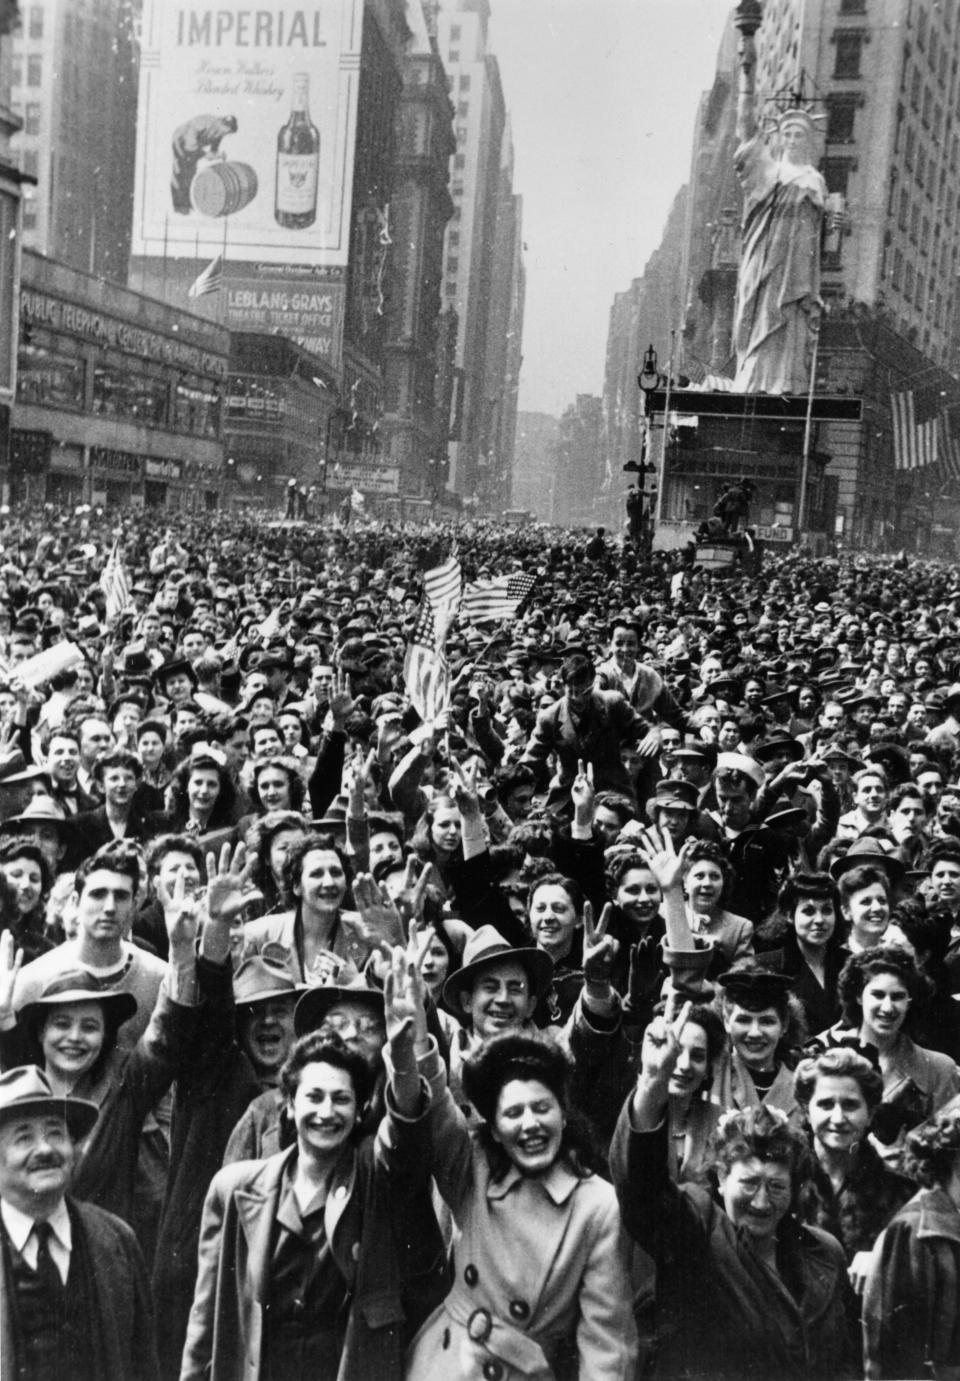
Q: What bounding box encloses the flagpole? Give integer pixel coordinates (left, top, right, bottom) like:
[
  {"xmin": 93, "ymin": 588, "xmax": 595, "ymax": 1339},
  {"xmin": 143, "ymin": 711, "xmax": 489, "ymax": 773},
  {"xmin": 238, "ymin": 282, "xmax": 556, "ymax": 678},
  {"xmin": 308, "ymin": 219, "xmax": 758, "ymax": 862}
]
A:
[
  {"xmin": 217, "ymin": 213, "xmax": 228, "ymax": 326},
  {"xmin": 470, "ymin": 620, "xmax": 511, "ymax": 668},
  {"xmin": 797, "ymin": 321, "xmax": 820, "ymax": 533},
  {"xmin": 161, "ymin": 217, "xmax": 169, "ymax": 303}
]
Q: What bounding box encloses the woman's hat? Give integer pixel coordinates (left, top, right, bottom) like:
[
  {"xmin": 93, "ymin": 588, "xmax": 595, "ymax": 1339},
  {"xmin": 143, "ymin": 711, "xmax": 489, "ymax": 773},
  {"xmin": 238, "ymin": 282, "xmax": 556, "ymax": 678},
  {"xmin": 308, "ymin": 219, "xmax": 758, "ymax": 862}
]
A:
[
  {"xmin": 752, "ymin": 732, "xmax": 804, "ymax": 765},
  {"xmin": 461, "ymin": 1031, "xmax": 572, "ymax": 1125},
  {"xmin": 646, "ymin": 778, "xmax": 699, "ymax": 820},
  {"xmin": 442, "ymin": 925, "xmax": 554, "ymax": 1012},
  {"xmin": 0, "ymin": 1065, "xmax": 99, "ymax": 1141},
  {"xmin": 716, "ymin": 960, "xmax": 794, "ymax": 1007},
  {"xmin": 829, "ymin": 837, "xmax": 906, "ymax": 885},
  {"xmin": 20, "ymin": 971, "xmax": 138, "ymax": 1036},
  {"xmin": 294, "ymin": 975, "xmax": 384, "ymax": 1037},
  {"xmin": 152, "ymin": 657, "xmax": 198, "ymax": 689}
]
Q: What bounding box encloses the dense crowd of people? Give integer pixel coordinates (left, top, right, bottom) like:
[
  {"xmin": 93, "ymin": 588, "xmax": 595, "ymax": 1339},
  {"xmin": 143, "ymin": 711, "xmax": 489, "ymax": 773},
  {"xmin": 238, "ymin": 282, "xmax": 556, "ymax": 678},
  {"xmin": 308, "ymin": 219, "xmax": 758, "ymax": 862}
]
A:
[{"xmin": 1, "ymin": 503, "xmax": 960, "ymax": 1379}]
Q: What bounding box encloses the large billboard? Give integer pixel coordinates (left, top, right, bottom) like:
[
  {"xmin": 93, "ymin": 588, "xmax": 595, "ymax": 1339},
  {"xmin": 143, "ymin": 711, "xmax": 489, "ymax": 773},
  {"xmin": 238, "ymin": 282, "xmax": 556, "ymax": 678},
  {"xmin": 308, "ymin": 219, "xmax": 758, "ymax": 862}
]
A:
[{"xmin": 132, "ymin": 2, "xmax": 362, "ymax": 268}]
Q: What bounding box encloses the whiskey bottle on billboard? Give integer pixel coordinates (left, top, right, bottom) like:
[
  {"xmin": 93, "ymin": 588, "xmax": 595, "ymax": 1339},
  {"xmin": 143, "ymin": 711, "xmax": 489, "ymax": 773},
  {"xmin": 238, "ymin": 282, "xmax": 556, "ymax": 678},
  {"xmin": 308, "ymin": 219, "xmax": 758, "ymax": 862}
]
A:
[{"xmin": 275, "ymin": 73, "xmax": 319, "ymax": 228}]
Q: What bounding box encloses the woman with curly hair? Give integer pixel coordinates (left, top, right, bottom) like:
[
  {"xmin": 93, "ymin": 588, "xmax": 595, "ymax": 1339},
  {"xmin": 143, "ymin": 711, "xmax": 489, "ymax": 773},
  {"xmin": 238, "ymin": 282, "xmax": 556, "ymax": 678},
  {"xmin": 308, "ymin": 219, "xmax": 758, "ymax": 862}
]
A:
[
  {"xmin": 388, "ymin": 934, "xmax": 639, "ymax": 1380},
  {"xmin": 863, "ymin": 1105, "xmax": 960, "ymax": 1379},
  {"xmin": 681, "ymin": 839, "xmax": 754, "ymax": 972},
  {"xmin": 149, "ymin": 747, "xmax": 239, "ymax": 841},
  {"xmin": 247, "ymin": 755, "xmax": 306, "ymax": 817},
  {"xmin": 793, "ymin": 1047, "xmax": 914, "ymax": 1287},
  {"xmin": 243, "ymin": 808, "xmax": 309, "ymax": 915},
  {"xmin": 611, "ymin": 998, "xmax": 858, "ymax": 1379},
  {"xmin": 0, "ymin": 838, "xmax": 54, "ymax": 960},
  {"xmin": 757, "ymin": 872, "xmax": 846, "ymax": 1033},
  {"xmin": 815, "ymin": 945, "xmax": 960, "ymax": 1162}
]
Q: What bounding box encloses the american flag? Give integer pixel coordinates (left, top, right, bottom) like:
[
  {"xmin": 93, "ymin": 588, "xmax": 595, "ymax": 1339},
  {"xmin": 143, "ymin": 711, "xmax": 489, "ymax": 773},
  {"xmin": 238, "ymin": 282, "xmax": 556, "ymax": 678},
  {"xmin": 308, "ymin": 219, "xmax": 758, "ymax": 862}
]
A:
[
  {"xmin": 99, "ymin": 540, "xmax": 133, "ymax": 623},
  {"xmin": 891, "ymin": 390, "xmax": 939, "ymax": 471},
  {"xmin": 938, "ymin": 412, "xmax": 960, "ymax": 485},
  {"xmin": 403, "ymin": 602, "xmax": 449, "ymax": 723},
  {"xmin": 422, "ymin": 554, "xmax": 462, "ymax": 616},
  {"xmin": 188, "ymin": 254, "xmax": 223, "ymax": 299},
  {"xmin": 461, "ymin": 571, "xmax": 537, "ymax": 626}
]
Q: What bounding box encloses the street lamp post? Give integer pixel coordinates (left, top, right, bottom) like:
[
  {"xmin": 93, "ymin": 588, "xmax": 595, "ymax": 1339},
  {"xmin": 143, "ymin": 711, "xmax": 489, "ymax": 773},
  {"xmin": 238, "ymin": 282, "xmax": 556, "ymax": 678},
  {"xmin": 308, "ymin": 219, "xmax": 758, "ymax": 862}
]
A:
[{"xmin": 627, "ymin": 343, "xmax": 662, "ymax": 550}]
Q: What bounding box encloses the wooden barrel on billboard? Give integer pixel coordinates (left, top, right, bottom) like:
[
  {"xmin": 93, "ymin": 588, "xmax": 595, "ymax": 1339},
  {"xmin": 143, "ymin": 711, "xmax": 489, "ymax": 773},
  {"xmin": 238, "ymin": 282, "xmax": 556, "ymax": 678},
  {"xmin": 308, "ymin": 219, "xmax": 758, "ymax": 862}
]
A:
[{"xmin": 190, "ymin": 161, "xmax": 258, "ymax": 217}]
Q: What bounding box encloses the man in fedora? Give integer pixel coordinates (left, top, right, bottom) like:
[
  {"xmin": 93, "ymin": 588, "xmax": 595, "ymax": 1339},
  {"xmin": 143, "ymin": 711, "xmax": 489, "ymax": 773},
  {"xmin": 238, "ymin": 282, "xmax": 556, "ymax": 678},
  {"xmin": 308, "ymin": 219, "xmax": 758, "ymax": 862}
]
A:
[{"xmin": 0, "ymin": 1065, "xmax": 159, "ymax": 1380}]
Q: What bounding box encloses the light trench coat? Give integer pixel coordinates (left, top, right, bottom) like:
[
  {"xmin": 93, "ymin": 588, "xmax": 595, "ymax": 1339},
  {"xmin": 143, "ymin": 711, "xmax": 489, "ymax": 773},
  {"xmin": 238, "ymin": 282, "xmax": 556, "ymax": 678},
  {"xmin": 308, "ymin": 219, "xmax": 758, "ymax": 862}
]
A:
[{"xmin": 395, "ymin": 1047, "xmax": 638, "ymax": 1381}]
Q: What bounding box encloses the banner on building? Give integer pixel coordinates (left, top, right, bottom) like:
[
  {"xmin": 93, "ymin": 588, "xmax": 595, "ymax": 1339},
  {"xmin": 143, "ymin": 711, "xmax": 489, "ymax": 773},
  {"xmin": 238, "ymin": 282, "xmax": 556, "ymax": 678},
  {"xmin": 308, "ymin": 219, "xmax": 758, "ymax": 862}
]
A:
[
  {"xmin": 132, "ymin": 1, "xmax": 362, "ymax": 268},
  {"xmin": 223, "ymin": 267, "xmax": 346, "ymax": 362}
]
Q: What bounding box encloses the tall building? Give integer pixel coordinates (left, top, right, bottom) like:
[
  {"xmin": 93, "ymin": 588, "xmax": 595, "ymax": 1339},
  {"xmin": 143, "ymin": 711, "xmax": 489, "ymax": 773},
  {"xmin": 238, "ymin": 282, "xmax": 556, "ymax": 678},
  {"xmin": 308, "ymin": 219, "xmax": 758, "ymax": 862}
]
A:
[
  {"xmin": 436, "ymin": 0, "xmax": 522, "ymax": 508},
  {"xmin": 380, "ymin": 0, "xmax": 456, "ymax": 509},
  {"xmin": 551, "ymin": 393, "xmax": 602, "ymax": 528},
  {"xmin": 9, "ymin": 0, "xmax": 138, "ymax": 282},
  {"xmin": 513, "ymin": 408, "xmax": 558, "ymax": 520},
  {"xmin": 605, "ymin": 0, "xmax": 960, "ymax": 552}
]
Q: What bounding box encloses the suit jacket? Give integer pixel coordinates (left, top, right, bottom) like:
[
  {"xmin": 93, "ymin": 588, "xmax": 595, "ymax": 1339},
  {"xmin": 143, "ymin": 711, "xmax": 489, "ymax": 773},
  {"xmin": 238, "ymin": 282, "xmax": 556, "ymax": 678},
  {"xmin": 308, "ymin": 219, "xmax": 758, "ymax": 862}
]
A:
[
  {"xmin": 63, "ymin": 803, "xmax": 151, "ymax": 867},
  {"xmin": 0, "ymin": 1196, "xmax": 159, "ymax": 1381},
  {"xmin": 521, "ymin": 690, "xmax": 639, "ymax": 804}
]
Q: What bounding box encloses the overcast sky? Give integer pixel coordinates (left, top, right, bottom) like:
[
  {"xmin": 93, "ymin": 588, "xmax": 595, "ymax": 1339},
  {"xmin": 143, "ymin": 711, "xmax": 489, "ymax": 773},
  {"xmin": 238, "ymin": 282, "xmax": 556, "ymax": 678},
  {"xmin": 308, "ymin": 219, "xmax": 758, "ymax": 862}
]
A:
[{"xmin": 489, "ymin": 0, "xmax": 732, "ymax": 417}]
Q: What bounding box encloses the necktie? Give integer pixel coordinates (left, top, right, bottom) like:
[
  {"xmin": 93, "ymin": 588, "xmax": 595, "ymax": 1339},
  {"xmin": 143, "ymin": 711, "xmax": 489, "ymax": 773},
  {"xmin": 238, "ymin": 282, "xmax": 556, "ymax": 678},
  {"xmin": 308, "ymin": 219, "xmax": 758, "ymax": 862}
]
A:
[{"xmin": 33, "ymin": 1220, "xmax": 64, "ymax": 1296}]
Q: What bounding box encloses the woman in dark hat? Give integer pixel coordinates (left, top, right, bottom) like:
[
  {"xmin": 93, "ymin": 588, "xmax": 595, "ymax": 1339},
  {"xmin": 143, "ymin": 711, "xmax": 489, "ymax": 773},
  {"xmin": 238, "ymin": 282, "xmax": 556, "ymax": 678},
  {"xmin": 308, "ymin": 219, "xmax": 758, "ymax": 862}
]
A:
[
  {"xmin": 388, "ymin": 935, "xmax": 639, "ymax": 1380},
  {"xmin": 712, "ymin": 960, "xmax": 807, "ymax": 1127}
]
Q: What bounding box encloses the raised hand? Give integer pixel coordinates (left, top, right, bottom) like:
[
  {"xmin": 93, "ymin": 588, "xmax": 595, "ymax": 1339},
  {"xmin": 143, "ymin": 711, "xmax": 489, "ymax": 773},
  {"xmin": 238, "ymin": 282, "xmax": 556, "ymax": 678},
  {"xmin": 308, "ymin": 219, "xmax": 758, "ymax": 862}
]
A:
[
  {"xmin": 329, "ymin": 670, "xmax": 359, "ymax": 727},
  {"xmin": 164, "ymin": 867, "xmax": 203, "ymax": 953},
  {"xmin": 346, "ymin": 746, "xmax": 376, "ymax": 816},
  {"xmin": 449, "ymin": 755, "xmax": 481, "ymax": 817},
  {"xmin": 632, "ymin": 826, "xmax": 689, "ymax": 894},
  {"xmin": 0, "ymin": 930, "xmax": 23, "ymax": 1019},
  {"xmin": 205, "ymin": 841, "xmax": 261, "ymax": 924},
  {"xmin": 640, "ymin": 995, "xmax": 693, "ymax": 1084},
  {"xmin": 391, "ymin": 857, "xmax": 435, "ymax": 926},
  {"xmin": 581, "ymin": 900, "xmax": 619, "ymax": 988},
  {"xmin": 352, "ymin": 872, "xmax": 405, "ymax": 950},
  {"xmin": 383, "ymin": 920, "xmax": 430, "ymax": 1048},
  {"xmin": 570, "ymin": 758, "xmax": 595, "ymax": 817}
]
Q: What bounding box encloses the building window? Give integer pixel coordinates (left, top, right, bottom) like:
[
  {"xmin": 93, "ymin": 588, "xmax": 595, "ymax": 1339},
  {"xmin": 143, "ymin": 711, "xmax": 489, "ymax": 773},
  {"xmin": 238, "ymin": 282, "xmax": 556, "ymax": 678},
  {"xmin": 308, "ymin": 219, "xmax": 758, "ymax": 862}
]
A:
[
  {"xmin": 10, "ymin": 56, "xmax": 20, "ymax": 87},
  {"xmin": 21, "ymin": 202, "xmax": 37, "ymax": 232},
  {"xmin": 453, "ymin": 154, "xmax": 465, "ymax": 170},
  {"xmin": 916, "ymin": 6, "xmax": 928, "ymax": 50},
  {"xmin": 840, "ymin": 0, "xmax": 866, "ymax": 10},
  {"xmin": 822, "ymin": 157, "xmax": 855, "ymax": 196},
  {"xmin": 899, "ymin": 188, "xmax": 909, "ymax": 229},
  {"xmin": 916, "ymin": 271, "xmax": 925, "ymax": 309},
  {"xmin": 921, "ymin": 217, "xmax": 930, "ymax": 254},
  {"xmin": 910, "ymin": 203, "xmax": 920, "ymax": 241},
  {"xmin": 448, "ymin": 51, "xmax": 459, "ymax": 63},
  {"xmin": 28, "ymin": 5, "xmax": 42, "ymax": 38},
  {"xmin": 905, "ymin": 261, "xmax": 916, "ymax": 299},
  {"xmin": 457, "ymin": 101, "xmax": 468, "ymax": 118},
  {"xmin": 447, "ymin": 256, "xmax": 459, "ymax": 273},
  {"xmin": 21, "ymin": 150, "xmax": 38, "ymax": 178},
  {"xmin": 922, "ymin": 86, "xmax": 933, "ymax": 127},
  {"xmin": 911, "ymin": 67, "xmax": 922, "ymax": 110},
  {"xmin": 459, "ymin": 75, "xmax": 470, "ymax": 90},
  {"xmin": 826, "ymin": 96, "xmax": 857, "ymax": 142},
  {"xmin": 24, "ymin": 104, "xmax": 40, "ymax": 136},
  {"xmin": 905, "ymin": 126, "xmax": 916, "ymax": 169},
  {"xmin": 892, "ymin": 247, "xmax": 903, "ymax": 288},
  {"xmin": 448, "ymin": 231, "xmax": 459, "ymax": 246},
  {"xmin": 450, "ymin": 24, "xmax": 461, "ymax": 40},
  {"xmin": 916, "ymin": 146, "xmax": 926, "ymax": 191},
  {"xmin": 26, "ymin": 55, "xmax": 41, "ymax": 87},
  {"xmin": 888, "ymin": 169, "xmax": 899, "ymax": 214},
  {"xmin": 834, "ymin": 31, "xmax": 864, "ymax": 78}
]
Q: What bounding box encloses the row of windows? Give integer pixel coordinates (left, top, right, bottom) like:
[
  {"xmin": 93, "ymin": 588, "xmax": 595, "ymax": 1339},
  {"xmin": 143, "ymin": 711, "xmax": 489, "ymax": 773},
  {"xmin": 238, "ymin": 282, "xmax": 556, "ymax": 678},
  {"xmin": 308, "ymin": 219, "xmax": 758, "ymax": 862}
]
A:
[
  {"xmin": 16, "ymin": 343, "xmax": 221, "ymax": 439},
  {"xmin": 11, "ymin": 54, "xmax": 42, "ymax": 88},
  {"xmin": 11, "ymin": 6, "xmax": 43, "ymax": 38}
]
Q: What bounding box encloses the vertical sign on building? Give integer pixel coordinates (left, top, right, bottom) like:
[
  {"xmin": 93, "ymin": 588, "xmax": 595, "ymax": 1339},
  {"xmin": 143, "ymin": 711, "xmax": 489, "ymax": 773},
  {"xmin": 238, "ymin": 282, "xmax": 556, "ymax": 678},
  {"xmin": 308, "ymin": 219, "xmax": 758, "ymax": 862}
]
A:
[{"xmin": 132, "ymin": 2, "xmax": 361, "ymax": 366}]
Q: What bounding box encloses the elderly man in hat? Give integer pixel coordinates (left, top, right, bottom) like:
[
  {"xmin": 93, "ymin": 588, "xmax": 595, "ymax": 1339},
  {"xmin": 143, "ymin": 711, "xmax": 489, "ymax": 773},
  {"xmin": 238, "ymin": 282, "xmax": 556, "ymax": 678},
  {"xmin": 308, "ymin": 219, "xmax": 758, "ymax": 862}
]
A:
[{"xmin": 0, "ymin": 1065, "xmax": 159, "ymax": 1380}]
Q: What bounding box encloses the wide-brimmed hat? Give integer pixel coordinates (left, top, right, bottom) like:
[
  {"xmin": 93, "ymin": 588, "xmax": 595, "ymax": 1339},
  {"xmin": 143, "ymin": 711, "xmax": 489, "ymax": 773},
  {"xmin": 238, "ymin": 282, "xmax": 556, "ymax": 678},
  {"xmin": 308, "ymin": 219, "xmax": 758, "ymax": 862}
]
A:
[
  {"xmin": 753, "ymin": 732, "xmax": 804, "ymax": 765},
  {"xmin": 20, "ymin": 971, "xmax": 138, "ymax": 1039},
  {"xmin": 0, "ymin": 796, "xmax": 69, "ymax": 837},
  {"xmin": 233, "ymin": 955, "xmax": 298, "ymax": 1007},
  {"xmin": 152, "ymin": 658, "xmax": 198, "ymax": 689},
  {"xmin": 442, "ymin": 925, "xmax": 554, "ymax": 1012},
  {"xmin": 461, "ymin": 1031, "xmax": 572, "ymax": 1124},
  {"xmin": 830, "ymin": 838, "xmax": 906, "ymax": 885},
  {"xmin": 0, "ymin": 1065, "xmax": 99, "ymax": 1140},
  {"xmin": 294, "ymin": 975, "xmax": 384, "ymax": 1037}
]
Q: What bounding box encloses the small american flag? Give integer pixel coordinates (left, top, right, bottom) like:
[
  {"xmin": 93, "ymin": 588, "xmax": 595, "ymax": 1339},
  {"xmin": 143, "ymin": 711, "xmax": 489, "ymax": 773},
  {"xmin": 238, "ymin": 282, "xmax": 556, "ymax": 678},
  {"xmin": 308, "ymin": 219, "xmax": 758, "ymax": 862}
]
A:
[
  {"xmin": 461, "ymin": 571, "xmax": 536, "ymax": 626},
  {"xmin": 403, "ymin": 602, "xmax": 449, "ymax": 723},
  {"xmin": 188, "ymin": 254, "xmax": 223, "ymax": 299},
  {"xmin": 891, "ymin": 390, "xmax": 938, "ymax": 471},
  {"xmin": 422, "ymin": 554, "xmax": 462, "ymax": 616},
  {"xmin": 99, "ymin": 539, "xmax": 133, "ymax": 623}
]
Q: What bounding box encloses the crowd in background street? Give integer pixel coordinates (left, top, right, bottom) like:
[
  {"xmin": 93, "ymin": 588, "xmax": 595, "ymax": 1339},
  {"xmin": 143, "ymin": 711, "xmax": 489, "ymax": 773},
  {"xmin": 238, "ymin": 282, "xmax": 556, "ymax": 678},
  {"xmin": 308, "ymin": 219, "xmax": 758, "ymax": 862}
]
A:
[{"xmin": 1, "ymin": 505, "xmax": 960, "ymax": 1379}]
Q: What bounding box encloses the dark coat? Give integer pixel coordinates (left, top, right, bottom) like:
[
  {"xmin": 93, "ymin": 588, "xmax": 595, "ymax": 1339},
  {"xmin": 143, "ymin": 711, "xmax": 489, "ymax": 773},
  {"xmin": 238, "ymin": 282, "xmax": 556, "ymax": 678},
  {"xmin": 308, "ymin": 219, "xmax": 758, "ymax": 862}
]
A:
[
  {"xmin": 63, "ymin": 802, "xmax": 152, "ymax": 866},
  {"xmin": 520, "ymin": 689, "xmax": 640, "ymax": 805},
  {"xmin": 796, "ymin": 1137, "xmax": 915, "ymax": 1260},
  {"xmin": 610, "ymin": 1103, "xmax": 859, "ymax": 1380},
  {"xmin": 180, "ymin": 1130, "xmax": 448, "ymax": 1381},
  {"xmin": 0, "ymin": 1196, "xmax": 159, "ymax": 1381},
  {"xmin": 863, "ymin": 1185, "xmax": 960, "ymax": 1380}
]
